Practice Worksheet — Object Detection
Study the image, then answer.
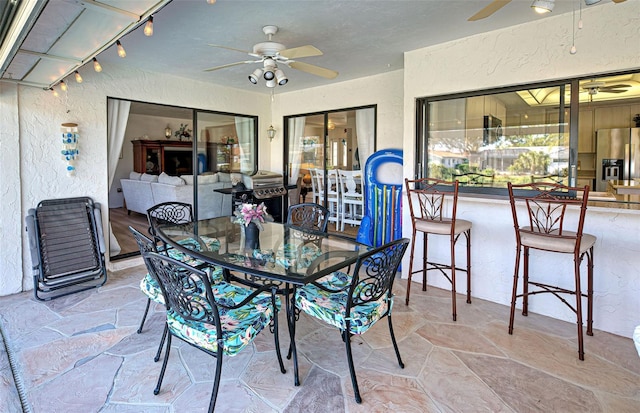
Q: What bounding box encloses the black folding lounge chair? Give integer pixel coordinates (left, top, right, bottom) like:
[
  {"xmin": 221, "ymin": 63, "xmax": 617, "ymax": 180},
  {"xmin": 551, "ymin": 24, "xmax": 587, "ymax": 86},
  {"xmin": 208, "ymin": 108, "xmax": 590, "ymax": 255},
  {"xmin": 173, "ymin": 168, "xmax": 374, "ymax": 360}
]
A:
[{"xmin": 26, "ymin": 197, "xmax": 107, "ymax": 301}]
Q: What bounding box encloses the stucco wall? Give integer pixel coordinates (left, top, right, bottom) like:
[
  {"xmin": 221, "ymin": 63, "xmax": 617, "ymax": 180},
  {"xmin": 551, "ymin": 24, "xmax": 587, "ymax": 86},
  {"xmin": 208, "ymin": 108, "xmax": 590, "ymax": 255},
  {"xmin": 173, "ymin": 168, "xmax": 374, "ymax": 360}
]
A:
[
  {"xmin": 270, "ymin": 70, "xmax": 404, "ymax": 173},
  {"xmin": 1, "ymin": 64, "xmax": 270, "ymax": 295},
  {"xmin": 402, "ymin": 1, "xmax": 640, "ymax": 338}
]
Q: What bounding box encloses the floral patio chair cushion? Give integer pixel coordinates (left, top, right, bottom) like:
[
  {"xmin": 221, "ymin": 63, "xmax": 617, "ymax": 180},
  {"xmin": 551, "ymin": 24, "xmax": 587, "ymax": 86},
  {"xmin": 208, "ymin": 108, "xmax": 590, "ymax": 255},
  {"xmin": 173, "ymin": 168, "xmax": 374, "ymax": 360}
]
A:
[
  {"xmin": 295, "ymin": 271, "xmax": 392, "ymax": 335},
  {"xmin": 166, "ymin": 282, "xmax": 281, "ymax": 356},
  {"xmin": 140, "ymin": 265, "xmax": 225, "ymax": 304},
  {"xmin": 164, "ymin": 235, "xmax": 221, "ymax": 267}
]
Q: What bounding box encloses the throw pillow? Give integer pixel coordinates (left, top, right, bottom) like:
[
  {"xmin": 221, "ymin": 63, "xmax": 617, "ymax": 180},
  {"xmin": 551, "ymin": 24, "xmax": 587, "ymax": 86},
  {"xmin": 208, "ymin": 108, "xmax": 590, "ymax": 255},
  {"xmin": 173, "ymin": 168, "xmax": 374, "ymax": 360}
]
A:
[
  {"xmin": 199, "ymin": 174, "xmax": 219, "ymax": 184},
  {"xmin": 140, "ymin": 173, "xmax": 159, "ymax": 183},
  {"xmin": 158, "ymin": 172, "xmax": 186, "ymax": 186},
  {"xmin": 129, "ymin": 171, "xmax": 142, "ymax": 180}
]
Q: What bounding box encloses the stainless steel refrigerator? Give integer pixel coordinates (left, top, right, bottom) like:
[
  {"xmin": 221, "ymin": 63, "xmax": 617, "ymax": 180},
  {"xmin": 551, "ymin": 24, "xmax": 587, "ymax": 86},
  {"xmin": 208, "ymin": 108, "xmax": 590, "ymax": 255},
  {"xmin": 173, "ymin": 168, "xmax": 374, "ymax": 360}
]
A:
[{"xmin": 595, "ymin": 128, "xmax": 640, "ymax": 191}]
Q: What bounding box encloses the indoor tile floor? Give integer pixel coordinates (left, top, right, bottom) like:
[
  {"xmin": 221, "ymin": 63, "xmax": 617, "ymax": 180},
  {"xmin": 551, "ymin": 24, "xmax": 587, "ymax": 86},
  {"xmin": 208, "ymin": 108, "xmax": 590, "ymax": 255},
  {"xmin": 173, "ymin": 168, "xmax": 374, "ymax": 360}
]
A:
[{"xmin": 1, "ymin": 263, "xmax": 639, "ymax": 412}]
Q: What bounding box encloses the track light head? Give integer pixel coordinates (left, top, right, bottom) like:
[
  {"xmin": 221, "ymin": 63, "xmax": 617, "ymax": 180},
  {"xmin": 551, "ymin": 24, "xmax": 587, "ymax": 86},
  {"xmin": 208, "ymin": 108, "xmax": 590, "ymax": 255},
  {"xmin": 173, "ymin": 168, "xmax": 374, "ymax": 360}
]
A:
[
  {"xmin": 144, "ymin": 16, "xmax": 153, "ymax": 36},
  {"xmin": 92, "ymin": 57, "xmax": 102, "ymax": 72},
  {"xmin": 116, "ymin": 40, "xmax": 126, "ymax": 58}
]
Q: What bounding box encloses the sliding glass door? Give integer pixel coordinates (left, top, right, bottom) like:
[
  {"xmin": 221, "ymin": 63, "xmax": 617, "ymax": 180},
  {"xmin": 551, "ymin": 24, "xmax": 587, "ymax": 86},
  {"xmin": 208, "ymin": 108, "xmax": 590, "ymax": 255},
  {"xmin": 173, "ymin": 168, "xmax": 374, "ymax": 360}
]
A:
[{"xmin": 284, "ymin": 105, "xmax": 376, "ymax": 232}]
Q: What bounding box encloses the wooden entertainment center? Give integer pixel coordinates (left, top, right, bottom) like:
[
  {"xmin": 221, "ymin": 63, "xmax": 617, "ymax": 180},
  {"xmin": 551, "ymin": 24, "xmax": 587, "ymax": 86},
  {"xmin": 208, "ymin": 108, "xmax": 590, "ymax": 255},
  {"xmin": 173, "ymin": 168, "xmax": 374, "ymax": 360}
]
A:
[{"xmin": 132, "ymin": 139, "xmax": 193, "ymax": 175}]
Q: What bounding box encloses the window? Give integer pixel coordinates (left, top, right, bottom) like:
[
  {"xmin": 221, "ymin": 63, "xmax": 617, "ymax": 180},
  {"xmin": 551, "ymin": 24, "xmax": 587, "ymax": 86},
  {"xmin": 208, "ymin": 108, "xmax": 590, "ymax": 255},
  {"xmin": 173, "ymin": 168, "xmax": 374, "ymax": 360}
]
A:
[{"xmin": 417, "ymin": 82, "xmax": 573, "ymax": 195}]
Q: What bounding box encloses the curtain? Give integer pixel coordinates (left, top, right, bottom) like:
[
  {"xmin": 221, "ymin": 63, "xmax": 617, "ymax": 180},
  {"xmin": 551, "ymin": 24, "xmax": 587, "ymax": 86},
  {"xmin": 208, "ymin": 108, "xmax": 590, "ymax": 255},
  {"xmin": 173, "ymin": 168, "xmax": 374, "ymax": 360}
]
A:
[
  {"xmin": 106, "ymin": 98, "xmax": 131, "ymax": 256},
  {"xmin": 355, "ymin": 108, "xmax": 375, "ymax": 169},
  {"xmin": 107, "ymin": 99, "xmax": 131, "ymax": 186},
  {"xmin": 234, "ymin": 116, "xmax": 253, "ymax": 174},
  {"xmin": 289, "ymin": 116, "xmax": 306, "ymax": 183},
  {"xmin": 287, "ymin": 117, "xmax": 307, "ymax": 205}
]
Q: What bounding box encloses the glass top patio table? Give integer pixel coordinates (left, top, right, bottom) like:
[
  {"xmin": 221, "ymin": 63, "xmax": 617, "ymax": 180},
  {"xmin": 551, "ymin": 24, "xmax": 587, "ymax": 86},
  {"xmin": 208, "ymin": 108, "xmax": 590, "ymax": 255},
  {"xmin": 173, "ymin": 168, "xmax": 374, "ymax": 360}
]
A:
[{"xmin": 155, "ymin": 216, "xmax": 374, "ymax": 286}]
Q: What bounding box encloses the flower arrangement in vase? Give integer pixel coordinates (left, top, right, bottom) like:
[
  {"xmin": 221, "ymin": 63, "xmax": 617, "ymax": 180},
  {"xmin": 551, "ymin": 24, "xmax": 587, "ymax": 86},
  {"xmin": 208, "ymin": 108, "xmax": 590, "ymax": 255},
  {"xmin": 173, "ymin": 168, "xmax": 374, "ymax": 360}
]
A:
[
  {"xmin": 232, "ymin": 202, "xmax": 273, "ymax": 230},
  {"xmin": 174, "ymin": 123, "xmax": 192, "ymax": 141}
]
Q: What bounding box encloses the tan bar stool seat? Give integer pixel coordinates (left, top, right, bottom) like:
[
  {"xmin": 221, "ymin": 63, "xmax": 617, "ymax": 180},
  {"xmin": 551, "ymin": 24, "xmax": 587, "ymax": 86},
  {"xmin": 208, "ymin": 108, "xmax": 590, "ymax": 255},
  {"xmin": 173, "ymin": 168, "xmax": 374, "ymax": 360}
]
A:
[
  {"xmin": 507, "ymin": 182, "xmax": 595, "ymax": 361},
  {"xmin": 404, "ymin": 178, "xmax": 472, "ymax": 321}
]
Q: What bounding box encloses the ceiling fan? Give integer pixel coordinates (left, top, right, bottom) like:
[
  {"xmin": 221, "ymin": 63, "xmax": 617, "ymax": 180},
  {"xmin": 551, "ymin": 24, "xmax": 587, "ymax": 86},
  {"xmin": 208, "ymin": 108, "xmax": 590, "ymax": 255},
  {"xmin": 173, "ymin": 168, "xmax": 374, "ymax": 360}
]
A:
[
  {"xmin": 468, "ymin": 0, "xmax": 627, "ymax": 22},
  {"xmin": 581, "ymin": 80, "xmax": 631, "ymax": 95},
  {"xmin": 204, "ymin": 25, "xmax": 338, "ymax": 86}
]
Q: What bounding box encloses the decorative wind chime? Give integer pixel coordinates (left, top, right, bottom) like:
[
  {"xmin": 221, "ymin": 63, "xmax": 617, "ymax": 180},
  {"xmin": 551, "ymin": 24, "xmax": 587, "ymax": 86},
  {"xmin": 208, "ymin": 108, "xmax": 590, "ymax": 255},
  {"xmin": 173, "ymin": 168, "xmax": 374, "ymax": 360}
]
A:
[{"xmin": 61, "ymin": 123, "xmax": 79, "ymax": 176}]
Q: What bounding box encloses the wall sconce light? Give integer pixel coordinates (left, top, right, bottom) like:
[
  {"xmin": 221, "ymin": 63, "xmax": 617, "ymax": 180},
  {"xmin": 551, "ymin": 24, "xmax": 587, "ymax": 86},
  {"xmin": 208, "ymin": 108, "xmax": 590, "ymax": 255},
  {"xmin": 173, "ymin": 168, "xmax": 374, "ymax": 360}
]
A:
[
  {"xmin": 267, "ymin": 125, "xmax": 276, "ymax": 142},
  {"xmin": 164, "ymin": 125, "xmax": 172, "ymax": 139}
]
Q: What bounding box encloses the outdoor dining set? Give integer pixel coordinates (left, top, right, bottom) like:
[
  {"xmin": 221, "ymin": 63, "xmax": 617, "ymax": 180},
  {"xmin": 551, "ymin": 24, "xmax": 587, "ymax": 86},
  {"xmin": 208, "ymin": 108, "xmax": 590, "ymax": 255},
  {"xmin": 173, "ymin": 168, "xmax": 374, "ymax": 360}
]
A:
[
  {"xmin": 115, "ymin": 173, "xmax": 595, "ymax": 412},
  {"xmin": 24, "ymin": 172, "xmax": 598, "ymax": 413}
]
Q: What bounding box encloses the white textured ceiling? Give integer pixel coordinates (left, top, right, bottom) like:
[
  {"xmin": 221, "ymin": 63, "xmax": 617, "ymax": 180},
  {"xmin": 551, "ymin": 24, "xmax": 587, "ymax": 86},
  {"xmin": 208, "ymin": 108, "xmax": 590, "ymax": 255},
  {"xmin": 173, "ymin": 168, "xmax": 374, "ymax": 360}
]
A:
[{"xmin": 0, "ymin": 0, "xmax": 629, "ymax": 94}]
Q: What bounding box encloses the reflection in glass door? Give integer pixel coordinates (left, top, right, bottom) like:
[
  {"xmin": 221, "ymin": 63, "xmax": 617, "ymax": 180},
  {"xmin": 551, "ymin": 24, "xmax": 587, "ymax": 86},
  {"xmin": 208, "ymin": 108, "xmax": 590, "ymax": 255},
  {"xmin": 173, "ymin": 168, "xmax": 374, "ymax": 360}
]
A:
[
  {"xmin": 194, "ymin": 110, "xmax": 257, "ymax": 220},
  {"xmin": 285, "ymin": 106, "xmax": 376, "ymax": 234}
]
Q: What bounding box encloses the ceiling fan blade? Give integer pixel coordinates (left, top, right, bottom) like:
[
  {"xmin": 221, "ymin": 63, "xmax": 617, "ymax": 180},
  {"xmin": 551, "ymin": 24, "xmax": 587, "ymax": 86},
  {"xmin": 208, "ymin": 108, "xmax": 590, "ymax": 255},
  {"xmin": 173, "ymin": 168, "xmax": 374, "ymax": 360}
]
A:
[
  {"xmin": 208, "ymin": 44, "xmax": 261, "ymax": 58},
  {"xmin": 468, "ymin": 0, "xmax": 511, "ymax": 21},
  {"xmin": 288, "ymin": 61, "xmax": 338, "ymax": 79},
  {"xmin": 612, "ymin": 0, "xmax": 626, "ymax": 3},
  {"xmin": 601, "ymin": 89, "xmax": 627, "ymax": 94},
  {"xmin": 601, "ymin": 84, "xmax": 631, "ymax": 89},
  {"xmin": 203, "ymin": 61, "xmax": 254, "ymax": 72},
  {"xmin": 279, "ymin": 45, "xmax": 323, "ymax": 59}
]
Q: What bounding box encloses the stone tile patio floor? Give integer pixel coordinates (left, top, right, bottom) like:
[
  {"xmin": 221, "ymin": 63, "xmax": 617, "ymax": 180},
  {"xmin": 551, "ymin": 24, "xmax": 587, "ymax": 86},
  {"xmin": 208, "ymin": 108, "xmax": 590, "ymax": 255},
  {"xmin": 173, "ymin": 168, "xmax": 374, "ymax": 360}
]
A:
[{"xmin": 1, "ymin": 263, "xmax": 639, "ymax": 412}]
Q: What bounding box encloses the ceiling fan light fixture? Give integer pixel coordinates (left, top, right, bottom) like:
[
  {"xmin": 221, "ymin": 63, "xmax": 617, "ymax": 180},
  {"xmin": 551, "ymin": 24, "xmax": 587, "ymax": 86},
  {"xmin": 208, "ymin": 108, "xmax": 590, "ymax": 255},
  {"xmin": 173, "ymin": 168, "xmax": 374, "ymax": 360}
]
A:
[
  {"xmin": 263, "ymin": 69, "xmax": 275, "ymax": 81},
  {"xmin": 531, "ymin": 0, "xmax": 554, "ymax": 14},
  {"xmin": 265, "ymin": 79, "xmax": 276, "ymax": 88},
  {"xmin": 249, "ymin": 68, "xmax": 263, "ymax": 84},
  {"xmin": 275, "ymin": 68, "xmax": 287, "ymax": 85}
]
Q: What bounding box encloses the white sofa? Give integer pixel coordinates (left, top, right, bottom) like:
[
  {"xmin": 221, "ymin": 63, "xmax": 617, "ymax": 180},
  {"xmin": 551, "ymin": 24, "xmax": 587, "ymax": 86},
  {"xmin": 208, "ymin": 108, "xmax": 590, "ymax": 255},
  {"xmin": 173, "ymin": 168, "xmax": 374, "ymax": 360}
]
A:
[{"xmin": 120, "ymin": 172, "xmax": 233, "ymax": 219}]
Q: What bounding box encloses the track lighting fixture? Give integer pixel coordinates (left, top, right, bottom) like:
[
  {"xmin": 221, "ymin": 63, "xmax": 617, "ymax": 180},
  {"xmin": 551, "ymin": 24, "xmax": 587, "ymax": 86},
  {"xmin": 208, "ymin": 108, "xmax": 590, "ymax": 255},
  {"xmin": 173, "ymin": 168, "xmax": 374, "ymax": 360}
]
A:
[
  {"xmin": 116, "ymin": 40, "xmax": 126, "ymax": 58},
  {"xmin": 74, "ymin": 71, "xmax": 83, "ymax": 83},
  {"xmin": 92, "ymin": 57, "xmax": 102, "ymax": 72},
  {"xmin": 248, "ymin": 68, "xmax": 263, "ymax": 84},
  {"xmin": 144, "ymin": 16, "xmax": 153, "ymax": 36},
  {"xmin": 60, "ymin": 80, "xmax": 67, "ymax": 91},
  {"xmin": 531, "ymin": 0, "xmax": 554, "ymax": 14}
]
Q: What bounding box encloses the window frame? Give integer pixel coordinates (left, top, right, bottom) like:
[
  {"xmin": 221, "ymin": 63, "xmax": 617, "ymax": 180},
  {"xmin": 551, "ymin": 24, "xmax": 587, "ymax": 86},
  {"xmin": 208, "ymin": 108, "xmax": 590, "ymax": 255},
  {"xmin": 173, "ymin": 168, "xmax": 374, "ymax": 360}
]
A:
[{"xmin": 416, "ymin": 79, "xmax": 579, "ymax": 197}]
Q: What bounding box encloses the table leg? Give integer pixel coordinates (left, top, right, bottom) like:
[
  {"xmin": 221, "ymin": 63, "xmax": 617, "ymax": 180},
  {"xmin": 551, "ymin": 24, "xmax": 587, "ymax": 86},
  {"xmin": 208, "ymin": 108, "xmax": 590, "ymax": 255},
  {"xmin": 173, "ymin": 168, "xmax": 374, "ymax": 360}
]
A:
[{"xmin": 285, "ymin": 283, "xmax": 300, "ymax": 386}]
